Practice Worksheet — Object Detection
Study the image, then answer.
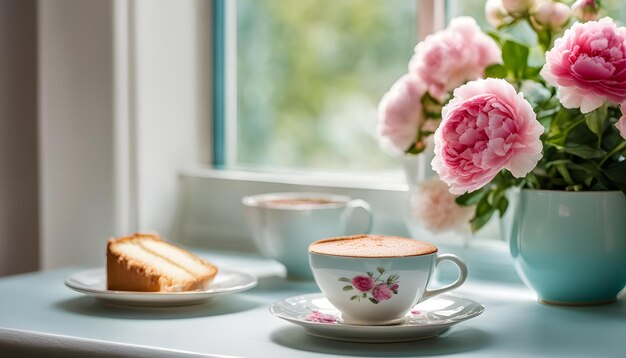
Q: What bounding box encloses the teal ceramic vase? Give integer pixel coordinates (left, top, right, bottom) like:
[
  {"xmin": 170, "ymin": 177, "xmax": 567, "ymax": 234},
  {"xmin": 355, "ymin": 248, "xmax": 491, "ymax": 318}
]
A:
[{"xmin": 509, "ymin": 190, "xmax": 626, "ymax": 305}]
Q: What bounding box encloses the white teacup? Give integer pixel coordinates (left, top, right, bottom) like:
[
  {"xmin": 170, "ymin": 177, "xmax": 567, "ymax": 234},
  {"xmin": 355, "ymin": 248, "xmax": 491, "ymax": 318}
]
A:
[
  {"xmin": 242, "ymin": 192, "xmax": 373, "ymax": 278},
  {"xmin": 309, "ymin": 235, "xmax": 468, "ymax": 325}
]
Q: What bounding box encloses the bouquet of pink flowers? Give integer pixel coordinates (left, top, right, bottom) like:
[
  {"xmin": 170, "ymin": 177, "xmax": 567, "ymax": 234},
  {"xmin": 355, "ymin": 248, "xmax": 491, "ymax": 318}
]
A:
[{"xmin": 378, "ymin": 0, "xmax": 626, "ymax": 232}]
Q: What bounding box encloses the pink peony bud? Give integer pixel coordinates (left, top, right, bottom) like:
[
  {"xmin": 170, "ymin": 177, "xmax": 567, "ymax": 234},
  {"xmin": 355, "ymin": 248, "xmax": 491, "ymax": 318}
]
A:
[
  {"xmin": 541, "ymin": 18, "xmax": 626, "ymax": 113},
  {"xmin": 502, "ymin": 0, "xmax": 535, "ymax": 15},
  {"xmin": 377, "ymin": 74, "xmax": 426, "ymax": 154},
  {"xmin": 432, "ymin": 79, "xmax": 544, "ymax": 195},
  {"xmin": 571, "ymin": 0, "xmax": 600, "ymax": 22},
  {"xmin": 533, "ymin": 1, "xmax": 570, "ymax": 31},
  {"xmin": 485, "ymin": 0, "xmax": 512, "ymax": 28}
]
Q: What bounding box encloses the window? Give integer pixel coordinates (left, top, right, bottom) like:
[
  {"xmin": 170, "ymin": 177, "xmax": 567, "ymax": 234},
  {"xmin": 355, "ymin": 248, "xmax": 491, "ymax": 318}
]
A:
[{"xmin": 214, "ymin": 0, "xmax": 418, "ymax": 172}]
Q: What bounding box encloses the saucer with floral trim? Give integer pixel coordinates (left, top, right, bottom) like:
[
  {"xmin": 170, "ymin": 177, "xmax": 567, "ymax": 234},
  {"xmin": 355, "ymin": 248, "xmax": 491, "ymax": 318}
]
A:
[{"xmin": 270, "ymin": 293, "xmax": 484, "ymax": 343}]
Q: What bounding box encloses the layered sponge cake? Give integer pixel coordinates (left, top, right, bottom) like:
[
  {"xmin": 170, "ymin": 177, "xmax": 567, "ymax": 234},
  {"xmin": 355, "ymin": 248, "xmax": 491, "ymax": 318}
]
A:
[{"xmin": 107, "ymin": 233, "xmax": 218, "ymax": 292}]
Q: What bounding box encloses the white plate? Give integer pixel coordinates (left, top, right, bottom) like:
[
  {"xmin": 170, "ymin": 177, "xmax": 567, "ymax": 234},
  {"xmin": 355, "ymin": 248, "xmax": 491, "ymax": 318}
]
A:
[
  {"xmin": 270, "ymin": 293, "xmax": 484, "ymax": 343},
  {"xmin": 65, "ymin": 268, "xmax": 257, "ymax": 307}
]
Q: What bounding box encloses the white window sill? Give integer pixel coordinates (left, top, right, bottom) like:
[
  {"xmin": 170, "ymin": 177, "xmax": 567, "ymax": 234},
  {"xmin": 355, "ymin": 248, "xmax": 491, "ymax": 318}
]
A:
[
  {"xmin": 175, "ymin": 167, "xmax": 517, "ymax": 283},
  {"xmin": 175, "ymin": 166, "xmax": 412, "ymax": 250}
]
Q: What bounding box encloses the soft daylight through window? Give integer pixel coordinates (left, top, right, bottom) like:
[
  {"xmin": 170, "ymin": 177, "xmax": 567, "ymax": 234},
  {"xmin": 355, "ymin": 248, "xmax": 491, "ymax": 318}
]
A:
[{"xmin": 233, "ymin": 0, "xmax": 417, "ymax": 172}]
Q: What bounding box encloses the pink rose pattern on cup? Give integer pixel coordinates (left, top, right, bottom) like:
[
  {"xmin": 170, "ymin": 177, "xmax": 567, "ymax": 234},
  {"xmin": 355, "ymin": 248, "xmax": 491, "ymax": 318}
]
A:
[{"xmin": 338, "ymin": 267, "xmax": 400, "ymax": 304}]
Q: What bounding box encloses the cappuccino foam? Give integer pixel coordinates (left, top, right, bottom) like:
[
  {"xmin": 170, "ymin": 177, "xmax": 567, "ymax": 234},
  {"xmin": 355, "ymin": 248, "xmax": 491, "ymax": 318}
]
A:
[{"xmin": 309, "ymin": 235, "xmax": 437, "ymax": 258}]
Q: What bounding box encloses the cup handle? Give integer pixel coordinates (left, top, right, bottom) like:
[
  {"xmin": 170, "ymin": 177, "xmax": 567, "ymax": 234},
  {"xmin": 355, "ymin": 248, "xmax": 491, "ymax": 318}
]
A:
[
  {"xmin": 341, "ymin": 199, "xmax": 373, "ymax": 235},
  {"xmin": 421, "ymin": 254, "xmax": 468, "ymax": 302}
]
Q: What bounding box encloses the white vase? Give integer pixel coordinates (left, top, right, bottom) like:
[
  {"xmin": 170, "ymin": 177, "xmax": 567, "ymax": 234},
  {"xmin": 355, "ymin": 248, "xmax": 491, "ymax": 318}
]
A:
[
  {"xmin": 402, "ymin": 153, "xmax": 512, "ymax": 282},
  {"xmin": 402, "ymin": 153, "xmax": 472, "ymax": 248}
]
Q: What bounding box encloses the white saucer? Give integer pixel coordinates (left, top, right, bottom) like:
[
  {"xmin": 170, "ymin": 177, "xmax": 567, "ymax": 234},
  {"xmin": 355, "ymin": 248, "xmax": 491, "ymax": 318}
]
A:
[
  {"xmin": 270, "ymin": 293, "xmax": 484, "ymax": 343},
  {"xmin": 65, "ymin": 268, "xmax": 257, "ymax": 307}
]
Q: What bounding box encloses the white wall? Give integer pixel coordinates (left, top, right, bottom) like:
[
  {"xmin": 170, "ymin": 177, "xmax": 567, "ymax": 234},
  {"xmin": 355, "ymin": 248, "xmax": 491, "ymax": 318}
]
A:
[
  {"xmin": 38, "ymin": 0, "xmax": 211, "ymax": 269},
  {"xmin": 39, "ymin": 0, "xmax": 117, "ymax": 269},
  {"xmin": 133, "ymin": 0, "xmax": 212, "ymax": 235},
  {"xmin": 0, "ymin": 0, "xmax": 39, "ymax": 276}
]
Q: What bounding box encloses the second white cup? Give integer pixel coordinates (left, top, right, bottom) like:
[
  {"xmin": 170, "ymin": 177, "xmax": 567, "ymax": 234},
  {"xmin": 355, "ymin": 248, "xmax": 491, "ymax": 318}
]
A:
[{"xmin": 242, "ymin": 192, "xmax": 373, "ymax": 278}]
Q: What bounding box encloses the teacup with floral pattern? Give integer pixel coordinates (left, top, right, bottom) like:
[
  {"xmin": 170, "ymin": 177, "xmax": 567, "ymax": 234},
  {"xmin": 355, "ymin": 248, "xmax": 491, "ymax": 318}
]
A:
[{"xmin": 309, "ymin": 235, "xmax": 467, "ymax": 325}]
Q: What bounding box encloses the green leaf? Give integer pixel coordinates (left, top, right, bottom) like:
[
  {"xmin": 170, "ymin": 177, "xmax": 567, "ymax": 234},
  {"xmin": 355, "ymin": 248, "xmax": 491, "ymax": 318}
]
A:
[
  {"xmin": 555, "ymin": 164, "xmax": 575, "ymax": 186},
  {"xmin": 368, "ymin": 298, "xmax": 380, "ymax": 304},
  {"xmin": 470, "ymin": 196, "xmax": 496, "ymax": 232},
  {"xmin": 502, "ymin": 40, "xmax": 529, "ymax": 78},
  {"xmin": 485, "ymin": 64, "xmax": 507, "ymax": 79},
  {"xmin": 350, "ymin": 295, "xmax": 358, "ymax": 301},
  {"xmin": 475, "ymin": 195, "xmax": 493, "ymax": 216},
  {"xmin": 584, "ymin": 106, "xmax": 608, "ymax": 143},
  {"xmin": 455, "ymin": 189, "xmax": 486, "ymax": 206},
  {"xmin": 367, "ymin": 272, "xmax": 373, "ymax": 278},
  {"xmin": 497, "ymin": 196, "xmax": 509, "ymax": 218},
  {"xmin": 545, "ymin": 159, "xmax": 573, "ymax": 168},
  {"xmin": 338, "ymin": 277, "xmax": 351, "ymax": 283},
  {"xmin": 603, "ymin": 160, "xmax": 626, "ymax": 187},
  {"xmin": 406, "ymin": 145, "xmax": 426, "ymax": 155},
  {"xmin": 560, "ymin": 145, "xmax": 606, "ymax": 159},
  {"xmin": 471, "ymin": 210, "xmax": 495, "ymax": 233},
  {"xmin": 386, "ymin": 274, "xmax": 399, "ymax": 285},
  {"xmin": 342, "ymin": 285, "xmax": 354, "ymax": 291},
  {"xmin": 376, "ymin": 267, "xmax": 385, "ymax": 274},
  {"xmin": 487, "ymin": 31, "xmax": 501, "ymax": 45},
  {"xmin": 523, "ymin": 66, "xmax": 542, "ymax": 79}
]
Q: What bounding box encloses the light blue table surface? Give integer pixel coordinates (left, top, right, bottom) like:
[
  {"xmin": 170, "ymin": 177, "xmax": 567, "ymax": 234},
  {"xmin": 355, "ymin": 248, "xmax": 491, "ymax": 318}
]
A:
[{"xmin": 0, "ymin": 250, "xmax": 624, "ymax": 358}]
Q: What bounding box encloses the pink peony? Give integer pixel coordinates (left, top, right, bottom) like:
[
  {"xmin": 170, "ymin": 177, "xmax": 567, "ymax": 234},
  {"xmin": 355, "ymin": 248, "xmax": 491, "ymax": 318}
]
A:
[
  {"xmin": 409, "ymin": 17, "xmax": 501, "ymax": 102},
  {"xmin": 377, "ymin": 74, "xmax": 426, "ymax": 154},
  {"xmin": 371, "ymin": 284, "xmax": 394, "ymax": 302},
  {"xmin": 617, "ymin": 105, "xmax": 626, "ymax": 140},
  {"xmin": 389, "ymin": 283, "xmax": 399, "ymax": 292},
  {"xmin": 432, "ymin": 78, "xmax": 544, "ymax": 195},
  {"xmin": 541, "ymin": 18, "xmax": 626, "ymax": 113},
  {"xmin": 411, "ymin": 177, "xmax": 474, "ymax": 232},
  {"xmin": 351, "ymin": 275, "xmax": 374, "ymax": 292}
]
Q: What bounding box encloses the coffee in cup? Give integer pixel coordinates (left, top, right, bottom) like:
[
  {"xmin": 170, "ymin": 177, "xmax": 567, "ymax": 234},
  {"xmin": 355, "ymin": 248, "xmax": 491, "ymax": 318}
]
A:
[
  {"xmin": 309, "ymin": 234, "xmax": 468, "ymax": 325},
  {"xmin": 257, "ymin": 198, "xmax": 344, "ymax": 207},
  {"xmin": 242, "ymin": 193, "xmax": 373, "ymax": 278}
]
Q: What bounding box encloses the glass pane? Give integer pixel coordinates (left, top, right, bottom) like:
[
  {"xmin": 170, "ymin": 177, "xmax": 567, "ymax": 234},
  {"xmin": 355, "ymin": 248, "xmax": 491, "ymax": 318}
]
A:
[
  {"xmin": 235, "ymin": 0, "xmax": 417, "ymax": 171},
  {"xmin": 446, "ymin": 0, "xmax": 488, "ymax": 28},
  {"xmin": 598, "ymin": 0, "xmax": 626, "ymax": 24},
  {"xmin": 446, "ymin": 0, "xmax": 626, "ymax": 28}
]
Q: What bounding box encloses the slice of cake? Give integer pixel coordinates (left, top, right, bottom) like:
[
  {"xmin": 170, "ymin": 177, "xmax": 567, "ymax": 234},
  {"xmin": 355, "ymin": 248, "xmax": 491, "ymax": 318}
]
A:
[{"xmin": 107, "ymin": 233, "xmax": 218, "ymax": 292}]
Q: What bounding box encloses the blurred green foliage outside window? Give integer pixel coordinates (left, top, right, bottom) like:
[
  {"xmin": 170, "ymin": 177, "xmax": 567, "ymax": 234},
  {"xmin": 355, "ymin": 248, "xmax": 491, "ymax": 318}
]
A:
[{"xmin": 236, "ymin": 0, "xmax": 417, "ymax": 172}]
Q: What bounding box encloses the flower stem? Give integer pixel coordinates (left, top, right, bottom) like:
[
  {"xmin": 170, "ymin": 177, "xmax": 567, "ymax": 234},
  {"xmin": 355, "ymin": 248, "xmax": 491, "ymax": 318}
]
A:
[{"xmin": 600, "ymin": 141, "xmax": 626, "ymax": 166}]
